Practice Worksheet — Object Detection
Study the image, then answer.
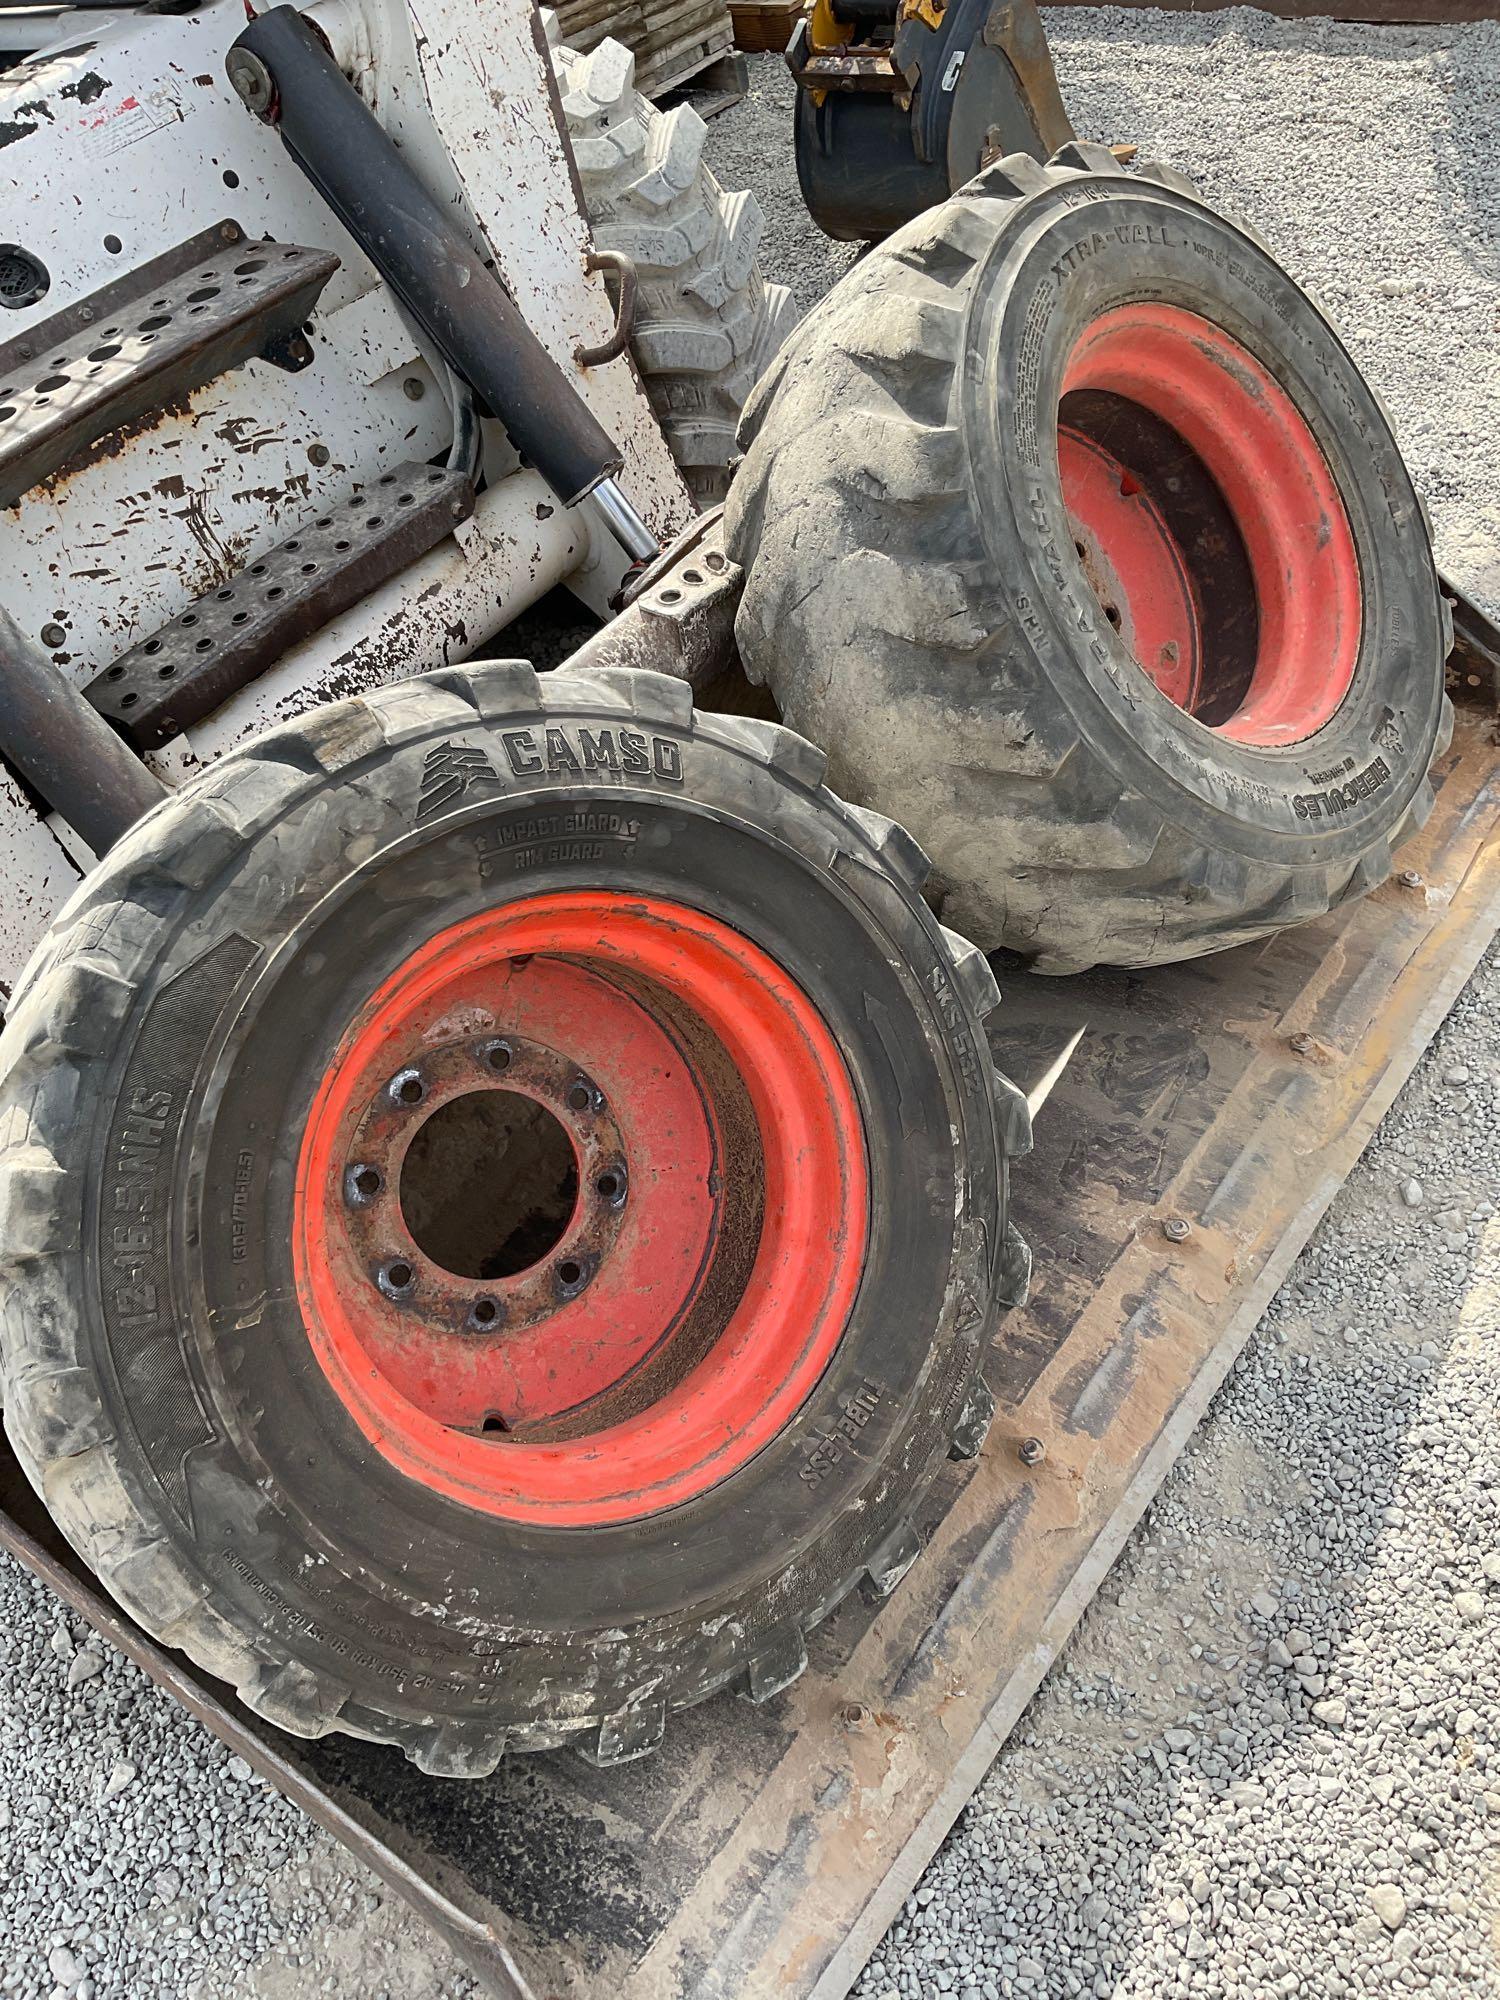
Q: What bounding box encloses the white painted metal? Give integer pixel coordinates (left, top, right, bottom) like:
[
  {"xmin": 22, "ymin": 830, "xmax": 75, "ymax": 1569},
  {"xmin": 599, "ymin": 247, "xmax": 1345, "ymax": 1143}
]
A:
[
  {"xmin": 0, "ymin": 777, "xmax": 85, "ymax": 1003},
  {"xmin": 0, "ymin": 0, "xmax": 699, "ymax": 988}
]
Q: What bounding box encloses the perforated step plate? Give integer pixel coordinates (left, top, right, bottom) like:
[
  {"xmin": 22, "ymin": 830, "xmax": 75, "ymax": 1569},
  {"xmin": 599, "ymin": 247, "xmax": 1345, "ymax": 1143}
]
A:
[
  {"xmin": 85, "ymin": 464, "xmax": 475, "ymax": 749},
  {"xmin": 0, "ymin": 224, "xmax": 337, "ymax": 507}
]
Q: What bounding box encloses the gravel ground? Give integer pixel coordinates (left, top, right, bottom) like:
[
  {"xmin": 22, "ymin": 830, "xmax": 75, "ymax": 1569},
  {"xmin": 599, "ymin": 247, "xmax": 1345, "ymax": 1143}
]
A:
[
  {"xmin": 855, "ymin": 938, "xmax": 1500, "ymax": 2000},
  {"xmin": 2, "ymin": 21, "xmax": 1498, "ymax": 2000}
]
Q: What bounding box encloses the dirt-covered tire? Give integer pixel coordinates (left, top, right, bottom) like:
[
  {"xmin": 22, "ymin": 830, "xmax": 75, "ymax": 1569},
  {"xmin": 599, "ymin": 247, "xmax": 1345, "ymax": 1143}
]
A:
[
  {"xmin": 726, "ymin": 145, "xmax": 1453, "ymax": 972},
  {"xmin": 553, "ymin": 28, "xmax": 799, "ymax": 505},
  {"xmin": 0, "ymin": 661, "xmax": 1029, "ymax": 1771}
]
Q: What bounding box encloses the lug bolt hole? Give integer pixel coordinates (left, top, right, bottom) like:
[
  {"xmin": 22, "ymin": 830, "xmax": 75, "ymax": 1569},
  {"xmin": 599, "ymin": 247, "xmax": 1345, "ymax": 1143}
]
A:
[
  {"xmin": 389, "ymin": 1069, "xmax": 425, "ymax": 1107},
  {"xmin": 479, "ymin": 1040, "xmax": 512, "ymax": 1073},
  {"xmin": 469, "ymin": 1296, "xmax": 499, "ymax": 1329},
  {"xmin": 344, "ymin": 1164, "xmax": 382, "ymax": 1205},
  {"xmin": 566, "ymin": 1081, "xmax": 596, "ymax": 1112},
  {"xmin": 378, "ymin": 1259, "xmax": 415, "ymax": 1298},
  {"xmin": 556, "ymin": 1257, "xmax": 590, "ymax": 1295},
  {"xmin": 481, "ymin": 1412, "xmax": 509, "ymax": 1434},
  {"xmin": 596, "ymin": 1170, "xmax": 624, "ymax": 1201},
  {"xmin": 1104, "ymin": 604, "xmax": 1121, "ymax": 629}
]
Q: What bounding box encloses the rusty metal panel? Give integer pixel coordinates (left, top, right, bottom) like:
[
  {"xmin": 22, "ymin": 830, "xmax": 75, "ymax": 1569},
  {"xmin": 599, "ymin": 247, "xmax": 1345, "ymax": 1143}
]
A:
[{"xmin": 1, "ymin": 694, "xmax": 1496, "ymax": 1997}]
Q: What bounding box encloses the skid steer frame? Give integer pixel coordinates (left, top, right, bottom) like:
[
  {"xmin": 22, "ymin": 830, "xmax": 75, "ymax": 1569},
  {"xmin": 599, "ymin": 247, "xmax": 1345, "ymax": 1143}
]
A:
[{"xmin": 2, "ymin": 594, "xmax": 1497, "ymax": 1999}]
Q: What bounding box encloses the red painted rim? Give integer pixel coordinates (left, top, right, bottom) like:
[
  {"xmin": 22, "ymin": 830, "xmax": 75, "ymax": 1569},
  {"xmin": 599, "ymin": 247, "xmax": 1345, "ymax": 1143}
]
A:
[
  {"xmin": 293, "ymin": 892, "xmax": 869, "ymax": 1526},
  {"xmin": 1058, "ymin": 303, "xmax": 1362, "ymax": 747}
]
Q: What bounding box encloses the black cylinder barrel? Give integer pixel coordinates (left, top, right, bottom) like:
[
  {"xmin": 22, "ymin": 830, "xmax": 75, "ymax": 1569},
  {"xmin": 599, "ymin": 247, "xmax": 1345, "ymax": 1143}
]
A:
[
  {"xmin": 0, "ymin": 611, "xmax": 167, "ymax": 853},
  {"xmin": 230, "ymin": 5, "xmax": 623, "ymax": 507}
]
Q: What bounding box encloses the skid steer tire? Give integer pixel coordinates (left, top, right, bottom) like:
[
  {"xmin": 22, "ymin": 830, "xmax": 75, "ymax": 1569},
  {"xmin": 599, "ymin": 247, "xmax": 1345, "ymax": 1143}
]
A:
[
  {"xmin": 0, "ymin": 662, "xmax": 1029, "ymax": 1772},
  {"xmin": 554, "ymin": 30, "xmax": 799, "ymax": 505},
  {"xmin": 725, "ymin": 147, "xmax": 1452, "ymax": 972}
]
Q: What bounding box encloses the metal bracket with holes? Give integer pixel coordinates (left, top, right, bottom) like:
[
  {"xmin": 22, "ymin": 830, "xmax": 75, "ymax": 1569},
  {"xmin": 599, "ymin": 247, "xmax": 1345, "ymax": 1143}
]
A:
[
  {"xmin": 84, "ymin": 464, "xmax": 475, "ymax": 749},
  {"xmin": 0, "ymin": 225, "xmax": 338, "ymax": 508}
]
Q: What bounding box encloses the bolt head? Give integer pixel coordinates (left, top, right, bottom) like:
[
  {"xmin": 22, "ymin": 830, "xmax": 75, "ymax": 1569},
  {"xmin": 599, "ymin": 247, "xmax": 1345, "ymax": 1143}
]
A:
[
  {"xmin": 1163, "ymin": 1216, "xmax": 1192, "ymax": 1242},
  {"xmin": 39, "ymin": 622, "xmax": 66, "ymax": 649},
  {"xmin": 1399, "ymin": 869, "xmax": 1424, "ymax": 889},
  {"xmin": 839, "ymin": 1701, "xmax": 869, "ymax": 1729},
  {"xmin": 226, "ymin": 47, "xmax": 275, "ymax": 117},
  {"xmin": 1019, "ymin": 1436, "xmax": 1046, "ymax": 1466},
  {"xmin": 1289, "ymin": 1032, "xmax": 1314, "ymax": 1055}
]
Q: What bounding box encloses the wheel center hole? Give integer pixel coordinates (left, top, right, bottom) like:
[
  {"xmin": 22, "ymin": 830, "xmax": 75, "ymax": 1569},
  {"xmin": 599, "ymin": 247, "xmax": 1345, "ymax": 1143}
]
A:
[{"xmin": 400, "ymin": 1089, "xmax": 579, "ymax": 1280}]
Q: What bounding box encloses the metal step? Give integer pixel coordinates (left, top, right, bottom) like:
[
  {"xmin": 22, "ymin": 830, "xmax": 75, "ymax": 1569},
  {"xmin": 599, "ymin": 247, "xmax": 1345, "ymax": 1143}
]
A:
[
  {"xmin": 84, "ymin": 463, "xmax": 476, "ymax": 750},
  {"xmin": 0, "ymin": 220, "xmax": 338, "ymax": 508}
]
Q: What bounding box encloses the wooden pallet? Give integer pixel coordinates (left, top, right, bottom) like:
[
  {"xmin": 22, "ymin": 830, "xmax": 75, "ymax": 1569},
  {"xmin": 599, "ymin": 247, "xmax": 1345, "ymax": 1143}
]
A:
[
  {"xmin": 730, "ymin": 0, "xmax": 801, "ymax": 52},
  {"xmin": 555, "ymin": 0, "xmax": 736, "ymax": 94}
]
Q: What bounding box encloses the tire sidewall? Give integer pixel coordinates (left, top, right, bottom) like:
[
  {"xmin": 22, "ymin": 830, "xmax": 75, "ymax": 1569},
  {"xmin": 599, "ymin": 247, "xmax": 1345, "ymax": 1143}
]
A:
[{"xmin": 964, "ymin": 176, "xmax": 1444, "ymax": 862}]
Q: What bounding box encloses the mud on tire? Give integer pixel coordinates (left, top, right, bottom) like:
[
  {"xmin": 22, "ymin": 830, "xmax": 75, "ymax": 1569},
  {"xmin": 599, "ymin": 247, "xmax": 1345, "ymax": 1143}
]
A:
[
  {"xmin": 554, "ymin": 27, "xmax": 799, "ymax": 505},
  {"xmin": 726, "ymin": 145, "xmax": 1452, "ymax": 972},
  {"xmin": 0, "ymin": 662, "xmax": 1028, "ymax": 1772}
]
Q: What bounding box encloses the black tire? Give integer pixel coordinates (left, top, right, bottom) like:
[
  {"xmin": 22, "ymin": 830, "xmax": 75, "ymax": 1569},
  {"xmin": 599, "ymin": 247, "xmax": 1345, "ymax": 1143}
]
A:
[
  {"xmin": 0, "ymin": 662, "xmax": 1029, "ymax": 1771},
  {"xmin": 726, "ymin": 145, "xmax": 1452, "ymax": 972}
]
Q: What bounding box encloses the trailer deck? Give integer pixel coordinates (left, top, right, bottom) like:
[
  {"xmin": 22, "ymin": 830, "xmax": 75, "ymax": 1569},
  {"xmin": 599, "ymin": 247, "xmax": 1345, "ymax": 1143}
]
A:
[{"xmin": 2, "ymin": 659, "xmax": 1497, "ymax": 2000}]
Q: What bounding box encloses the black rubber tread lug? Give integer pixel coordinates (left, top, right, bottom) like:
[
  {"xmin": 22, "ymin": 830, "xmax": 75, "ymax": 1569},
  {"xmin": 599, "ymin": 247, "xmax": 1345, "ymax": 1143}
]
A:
[
  {"xmin": 864, "ymin": 1520, "xmax": 922, "ymax": 1599},
  {"xmin": 242, "ymin": 1659, "xmax": 351, "ymax": 1740},
  {"xmin": 696, "ymin": 710, "xmax": 829, "ymax": 790},
  {"xmin": 990, "ymin": 1066, "xmax": 1033, "ymax": 1160},
  {"xmin": 551, "ymin": 664, "xmax": 695, "ymax": 728},
  {"xmin": 997, "ymin": 1221, "xmax": 1033, "ymax": 1311},
  {"xmin": 938, "ymin": 925, "xmax": 1001, "ymax": 1026},
  {"xmin": 961, "ymin": 152, "xmax": 1052, "ymax": 200},
  {"xmin": 1050, "ymin": 140, "xmax": 1126, "ymax": 176},
  {"xmin": 424, "ymin": 657, "xmax": 542, "ymax": 721},
  {"xmin": 409, "ymin": 1723, "xmax": 511, "ymax": 1780},
  {"xmin": 947, "ymin": 1370, "xmax": 996, "ymax": 1462},
  {"xmin": 577, "ymin": 1700, "xmax": 668, "ymax": 1768},
  {"xmin": 1134, "ymin": 157, "xmax": 1203, "ymax": 200},
  {"xmin": 743, "ymin": 1623, "xmax": 810, "ymax": 1704},
  {"xmin": 836, "ymin": 803, "xmax": 931, "ymax": 890}
]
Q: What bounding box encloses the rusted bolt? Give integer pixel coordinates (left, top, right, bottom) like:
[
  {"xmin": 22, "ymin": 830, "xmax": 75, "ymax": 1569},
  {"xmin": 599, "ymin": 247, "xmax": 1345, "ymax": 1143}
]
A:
[
  {"xmin": 387, "ymin": 1067, "xmax": 426, "ymax": 1108},
  {"xmin": 39, "ymin": 622, "xmax": 66, "ymax": 649},
  {"xmin": 403, "ymin": 376, "xmax": 425, "ymax": 401},
  {"xmin": 77, "ymin": 305, "xmax": 95, "ymax": 324},
  {"xmin": 1162, "ymin": 1216, "xmax": 1192, "ymax": 1243},
  {"xmin": 1288, "ymin": 1032, "xmax": 1314, "ymax": 1055},
  {"xmin": 1019, "ymin": 1436, "xmax": 1046, "ymax": 1467},
  {"xmin": 1398, "ymin": 869, "xmax": 1424, "ymax": 890},
  {"xmin": 343, "ymin": 1163, "xmax": 382, "ymax": 1207},
  {"xmin": 839, "ymin": 1701, "xmax": 869, "ymax": 1729},
  {"xmin": 308, "ymin": 442, "xmax": 331, "ymax": 467}
]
